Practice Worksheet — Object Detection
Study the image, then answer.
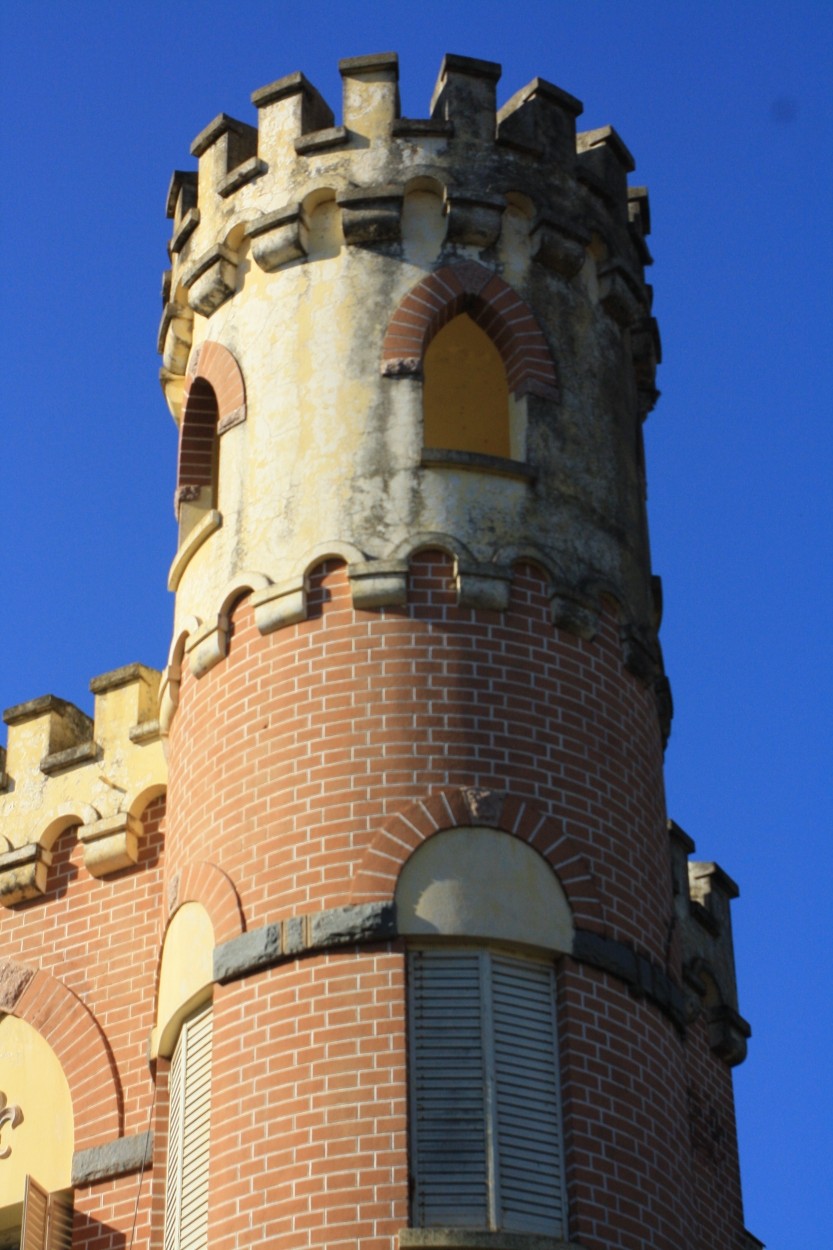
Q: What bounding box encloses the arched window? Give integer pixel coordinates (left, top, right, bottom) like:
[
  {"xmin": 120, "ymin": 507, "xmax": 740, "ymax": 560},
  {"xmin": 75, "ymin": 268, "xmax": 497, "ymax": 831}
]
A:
[
  {"xmin": 176, "ymin": 378, "xmax": 219, "ymax": 542},
  {"xmin": 397, "ymin": 827, "xmax": 570, "ymax": 1239},
  {"xmin": 423, "ymin": 313, "xmax": 510, "ymax": 457},
  {"xmin": 155, "ymin": 902, "xmax": 215, "ymax": 1250}
]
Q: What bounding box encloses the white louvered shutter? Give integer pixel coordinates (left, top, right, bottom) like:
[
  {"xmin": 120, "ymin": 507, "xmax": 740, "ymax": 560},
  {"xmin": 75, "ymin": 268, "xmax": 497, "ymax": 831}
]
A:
[
  {"xmin": 492, "ymin": 955, "xmax": 566, "ymax": 1235},
  {"xmin": 409, "ymin": 950, "xmax": 489, "ymax": 1226},
  {"xmin": 409, "ymin": 949, "xmax": 566, "ymax": 1236},
  {"xmin": 164, "ymin": 1002, "xmax": 212, "ymax": 1250}
]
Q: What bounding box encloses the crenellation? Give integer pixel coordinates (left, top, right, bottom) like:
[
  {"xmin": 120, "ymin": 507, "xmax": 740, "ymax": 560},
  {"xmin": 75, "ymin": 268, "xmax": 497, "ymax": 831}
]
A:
[
  {"xmin": 339, "ymin": 53, "xmax": 400, "ymax": 142},
  {"xmin": 429, "ymin": 53, "xmax": 502, "ymax": 142},
  {"xmin": 497, "ymin": 77, "xmax": 583, "ymax": 163},
  {"xmin": 668, "ymin": 820, "xmax": 750, "ymax": 1065},
  {"xmin": 0, "ymin": 666, "xmax": 166, "ymax": 893}
]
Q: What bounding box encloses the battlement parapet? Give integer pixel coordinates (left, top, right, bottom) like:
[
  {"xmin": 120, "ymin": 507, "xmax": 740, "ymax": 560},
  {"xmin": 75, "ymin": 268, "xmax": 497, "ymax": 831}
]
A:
[
  {"xmin": 0, "ymin": 664, "xmax": 167, "ymax": 904},
  {"xmin": 668, "ymin": 820, "xmax": 751, "ymax": 1066},
  {"xmin": 158, "ymin": 52, "xmax": 654, "ymax": 398}
]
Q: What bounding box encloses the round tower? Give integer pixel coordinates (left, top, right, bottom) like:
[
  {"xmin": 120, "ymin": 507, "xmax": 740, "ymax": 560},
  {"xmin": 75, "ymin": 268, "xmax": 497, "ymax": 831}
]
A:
[{"xmin": 153, "ymin": 53, "xmax": 750, "ymax": 1250}]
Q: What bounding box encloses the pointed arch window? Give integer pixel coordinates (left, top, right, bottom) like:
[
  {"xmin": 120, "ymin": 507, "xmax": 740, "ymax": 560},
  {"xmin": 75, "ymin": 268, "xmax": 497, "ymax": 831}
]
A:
[{"xmin": 423, "ymin": 313, "xmax": 510, "ymax": 458}]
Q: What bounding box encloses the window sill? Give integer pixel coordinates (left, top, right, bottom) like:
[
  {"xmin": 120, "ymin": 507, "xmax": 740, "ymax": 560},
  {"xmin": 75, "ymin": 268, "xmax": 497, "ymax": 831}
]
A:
[
  {"xmin": 421, "ymin": 448, "xmax": 535, "ymax": 482},
  {"xmin": 399, "ymin": 1231, "xmax": 581, "ymax": 1250}
]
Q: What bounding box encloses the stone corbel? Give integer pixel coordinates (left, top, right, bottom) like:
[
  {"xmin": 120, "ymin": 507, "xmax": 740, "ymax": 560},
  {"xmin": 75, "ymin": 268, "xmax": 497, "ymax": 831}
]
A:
[
  {"xmin": 157, "ymin": 301, "xmax": 194, "ymax": 375},
  {"xmin": 249, "ymin": 204, "xmax": 307, "ymax": 272},
  {"xmin": 445, "ymin": 193, "xmax": 505, "ymax": 248},
  {"xmin": 337, "ymin": 185, "xmax": 404, "ymax": 245},
  {"xmin": 0, "ymin": 842, "xmax": 52, "ymax": 907},
  {"xmin": 454, "ymin": 560, "xmax": 512, "ymax": 611},
  {"xmin": 251, "ymin": 577, "xmax": 307, "ymax": 633},
  {"xmin": 550, "ymin": 587, "xmax": 599, "ymax": 640},
  {"xmin": 707, "ymin": 1003, "xmax": 751, "ymax": 1067},
  {"xmin": 598, "ymin": 259, "xmax": 645, "ymax": 328},
  {"xmin": 531, "ymin": 216, "xmax": 589, "ymax": 279},
  {"xmin": 348, "ymin": 560, "xmax": 408, "ymax": 609},
  {"xmin": 183, "ymin": 245, "xmax": 239, "ymax": 316},
  {"xmin": 186, "ymin": 616, "xmax": 230, "ymax": 678},
  {"xmin": 78, "ymin": 813, "xmax": 143, "ymax": 877}
]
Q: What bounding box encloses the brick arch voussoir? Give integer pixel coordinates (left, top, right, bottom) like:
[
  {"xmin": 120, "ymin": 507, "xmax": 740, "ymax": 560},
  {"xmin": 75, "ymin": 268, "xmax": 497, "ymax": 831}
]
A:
[
  {"xmin": 185, "ymin": 340, "xmax": 246, "ymax": 432},
  {"xmin": 382, "ymin": 264, "xmax": 558, "ymax": 400},
  {"xmin": 1, "ymin": 962, "xmax": 122, "ymax": 1149},
  {"xmin": 350, "ymin": 787, "xmax": 604, "ymax": 933},
  {"xmin": 161, "ymin": 860, "xmax": 245, "ymax": 947}
]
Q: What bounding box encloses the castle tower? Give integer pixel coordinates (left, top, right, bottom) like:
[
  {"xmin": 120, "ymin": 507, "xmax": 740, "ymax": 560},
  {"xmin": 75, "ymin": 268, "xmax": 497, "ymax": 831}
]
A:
[{"xmin": 0, "ymin": 52, "xmax": 756, "ymax": 1250}]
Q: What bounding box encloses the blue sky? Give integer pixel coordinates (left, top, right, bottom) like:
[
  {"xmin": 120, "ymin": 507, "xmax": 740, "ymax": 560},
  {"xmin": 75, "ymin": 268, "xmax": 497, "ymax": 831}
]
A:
[{"xmin": 1, "ymin": 3, "xmax": 831, "ymax": 1244}]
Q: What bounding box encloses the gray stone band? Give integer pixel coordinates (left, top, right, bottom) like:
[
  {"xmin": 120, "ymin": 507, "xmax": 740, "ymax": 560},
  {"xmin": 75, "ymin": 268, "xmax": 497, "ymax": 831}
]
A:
[
  {"xmin": 213, "ymin": 901, "xmax": 685, "ymax": 1031},
  {"xmin": 72, "ymin": 1130, "xmax": 153, "ymax": 1186}
]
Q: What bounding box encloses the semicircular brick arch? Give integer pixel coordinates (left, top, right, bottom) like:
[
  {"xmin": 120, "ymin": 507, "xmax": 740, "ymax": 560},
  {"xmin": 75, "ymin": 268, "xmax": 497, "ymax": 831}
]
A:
[
  {"xmin": 185, "ymin": 340, "xmax": 246, "ymax": 433},
  {"xmin": 350, "ymin": 786, "xmax": 604, "ymax": 934},
  {"xmin": 381, "ymin": 261, "xmax": 558, "ymax": 400},
  {"xmin": 0, "ymin": 960, "xmax": 121, "ymax": 1149},
  {"xmin": 162, "ymin": 859, "xmax": 245, "ymax": 946}
]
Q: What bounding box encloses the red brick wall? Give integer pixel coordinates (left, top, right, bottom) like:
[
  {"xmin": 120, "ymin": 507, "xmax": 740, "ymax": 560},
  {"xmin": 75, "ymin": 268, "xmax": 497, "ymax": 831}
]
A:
[
  {"xmin": 167, "ymin": 555, "xmax": 671, "ymax": 960},
  {"xmin": 0, "ymin": 794, "xmax": 165, "ymax": 1245}
]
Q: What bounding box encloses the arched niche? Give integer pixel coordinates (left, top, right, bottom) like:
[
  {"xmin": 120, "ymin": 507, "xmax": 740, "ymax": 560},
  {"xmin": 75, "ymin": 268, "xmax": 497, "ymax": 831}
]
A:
[
  {"xmin": 0, "ymin": 1016, "xmax": 73, "ymax": 1228},
  {"xmin": 396, "ymin": 825, "xmax": 574, "ymax": 953},
  {"xmin": 153, "ymin": 901, "xmax": 215, "ymax": 1059}
]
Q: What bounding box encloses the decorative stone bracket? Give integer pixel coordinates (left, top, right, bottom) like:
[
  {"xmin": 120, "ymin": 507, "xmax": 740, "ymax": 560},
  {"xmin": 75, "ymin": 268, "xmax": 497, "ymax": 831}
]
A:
[
  {"xmin": 78, "ymin": 813, "xmax": 143, "ymax": 877},
  {"xmin": 0, "ymin": 842, "xmax": 51, "ymax": 906}
]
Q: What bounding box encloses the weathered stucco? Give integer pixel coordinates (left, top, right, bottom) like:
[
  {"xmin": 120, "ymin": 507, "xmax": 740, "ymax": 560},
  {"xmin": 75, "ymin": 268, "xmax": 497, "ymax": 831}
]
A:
[{"xmin": 160, "ymin": 53, "xmax": 661, "ymax": 688}]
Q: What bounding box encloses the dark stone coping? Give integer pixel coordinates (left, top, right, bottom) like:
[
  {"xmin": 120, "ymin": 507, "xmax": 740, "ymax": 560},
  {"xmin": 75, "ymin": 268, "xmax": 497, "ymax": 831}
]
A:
[
  {"xmin": 520, "ymin": 78, "xmax": 583, "ymax": 116},
  {"xmin": 170, "ymin": 207, "xmax": 200, "ymax": 255},
  {"xmin": 166, "ymin": 169, "xmax": 197, "ymax": 219},
  {"xmin": 40, "ymin": 741, "xmax": 98, "ymax": 775},
  {"xmin": 294, "ymin": 126, "xmax": 350, "ymax": 155},
  {"xmin": 252, "ymin": 71, "xmax": 322, "ymax": 110},
  {"xmin": 90, "ymin": 663, "xmax": 157, "ymax": 695},
  {"xmin": 337, "ymin": 184, "xmax": 404, "ymax": 207},
  {"xmin": 128, "ymin": 719, "xmax": 161, "ymax": 745},
  {"xmin": 214, "ymin": 902, "xmax": 685, "ymax": 1031},
  {"xmin": 191, "ymin": 112, "xmax": 255, "ymax": 158},
  {"xmin": 247, "ymin": 203, "xmax": 303, "ymax": 237},
  {"xmin": 72, "ymin": 1131, "xmax": 153, "ymax": 1186},
  {"xmin": 4, "ymin": 695, "xmax": 85, "ymax": 726},
  {"xmin": 339, "ymin": 52, "xmax": 399, "ymax": 76},
  {"xmin": 392, "ymin": 119, "xmax": 454, "ymax": 139},
  {"xmin": 439, "ymin": 53, "xmax": 502, "ymax": 81},
  {"xmin": 421, "ymin": 449, "xmax": 535, "ymax": 483},
  {"xmin": 218, "ymin": 157, "xmax": 266, "ymax": 198}
]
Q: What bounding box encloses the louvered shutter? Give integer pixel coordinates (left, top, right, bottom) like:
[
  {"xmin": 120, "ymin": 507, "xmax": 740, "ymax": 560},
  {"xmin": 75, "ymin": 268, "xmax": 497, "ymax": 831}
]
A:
[
  {"xmin": 20, "ymin": 1177, "xmax": 73, "ymax": 1250},
  {"xmin": 164, "ymin": 1002, "xmax": 212, "ymax": 1250},
  {"xmin": 45, "ymin": 1188, "xmax": 73, "ymax": 1250},
  {"xmin": 409, "ymin": 949, "xmax": 566, "ymax": 1236},
  {"xmin": 409, "ymin": 950, "xmax": 489, "ymax": 1226},
  {"xmin": 492, "ymin": 955, "xmax": 566, "ymax": 1235},
  {"xmin": 21, "ymin": 1176, "xmax": 48, "ymax": 1250}
]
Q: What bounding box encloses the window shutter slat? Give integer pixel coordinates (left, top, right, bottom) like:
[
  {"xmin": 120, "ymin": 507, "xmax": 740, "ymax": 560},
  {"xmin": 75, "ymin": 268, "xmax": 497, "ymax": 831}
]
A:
[
  {"xmin": 492, "ymin": 956, "xmax": 565, "ymax": 1235},
  {"xmin": 409, "ymin": 950, "xmax": 489, "ymax": 1227},
  {"xmin": 164, "ymin": 1003, "xmax": 212, "ymax": 1250},
  {"xmin": 21, "ymin": 1176, "xmax": 49, "ymax": 1250}
]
